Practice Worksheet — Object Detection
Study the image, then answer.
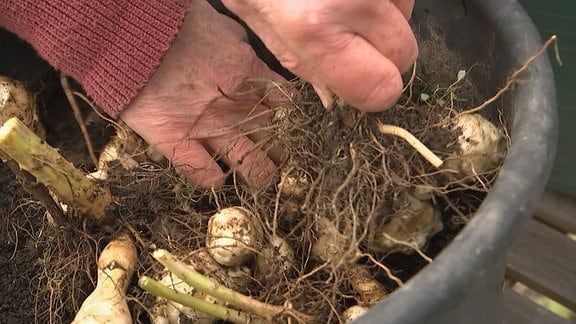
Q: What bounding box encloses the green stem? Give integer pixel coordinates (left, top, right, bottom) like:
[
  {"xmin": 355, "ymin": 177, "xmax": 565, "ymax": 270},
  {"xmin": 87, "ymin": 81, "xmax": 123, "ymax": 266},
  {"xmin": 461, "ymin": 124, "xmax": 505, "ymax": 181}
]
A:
[
  {"xmin": 0, "ymin": 117, "xmax": 112, "ymax": 219},
  {"xmin": 139, "ymin": 276, "xmax": 262, "ymax": 323},
  {"xmin": 152, "ymin": 249, "xmax": 313, "ymax": 322}
]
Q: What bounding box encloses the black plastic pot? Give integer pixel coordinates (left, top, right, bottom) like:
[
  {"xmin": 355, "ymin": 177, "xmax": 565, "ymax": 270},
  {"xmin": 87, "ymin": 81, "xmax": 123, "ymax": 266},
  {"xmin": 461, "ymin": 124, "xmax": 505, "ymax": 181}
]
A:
[{"xmin": 358, "ymin": 0, "xmax": 557, "ymax": 323}]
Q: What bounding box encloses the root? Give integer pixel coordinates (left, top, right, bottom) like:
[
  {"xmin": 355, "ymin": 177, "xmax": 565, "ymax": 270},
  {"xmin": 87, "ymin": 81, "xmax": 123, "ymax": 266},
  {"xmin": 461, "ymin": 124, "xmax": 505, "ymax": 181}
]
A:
[
  {"xmin": 457, "ymin": 35, "xmax": 558, "ymax": 117},
  {"xmin": 60, "ymin": 73, "xmax": 98, "ymax": 167},
  {"xmin": 376, "ymin": 123, "xmax": 444, "ymax": 168},
  {"xmin": 364, "ymin": 253, "xmax": 404, "ymax": 287}
]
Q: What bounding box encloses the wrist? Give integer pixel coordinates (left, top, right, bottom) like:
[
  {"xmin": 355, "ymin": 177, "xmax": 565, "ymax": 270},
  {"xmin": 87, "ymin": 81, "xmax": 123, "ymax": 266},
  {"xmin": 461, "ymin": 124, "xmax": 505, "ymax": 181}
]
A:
[{"xmin": 0, "ymin": 0, "xmax": 190, "ymax": 118}]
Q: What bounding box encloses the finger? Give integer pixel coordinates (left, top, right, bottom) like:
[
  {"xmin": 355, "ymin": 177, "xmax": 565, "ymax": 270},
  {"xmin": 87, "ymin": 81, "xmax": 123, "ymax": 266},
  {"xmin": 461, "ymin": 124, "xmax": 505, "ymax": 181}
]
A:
[
  {"xmin": 241, "ymin": 67, "xmax": 291, "ymax": 164},
  {"xmin": 208, "ymin": 97, "xmax": 282, "ymax": 163},
  {"xmin": 248, "ymin": 56, "xmax": 293, "ymax": 107},
  {"xmin": 239, "ymin": 103, "xmax": 285, "ymax": 164},
  {"xmin": 344, "ymin": 2, "xmax": 418, "ymax": 73},
  {"xmin": 390, "ymin": 0, "xmax": 415, "ymax": 19},
  {"xmin": 246, "ymin": 120, "xmax": 285, "ymax": 164},
  {"xmin": 251, "ymin": 135, "xmax": 285, "ymax": 165},
  {"xmin": 312, "ymin": 83, "xmax": 336, "ymax": 109},
  {"xmin": 366, "ymin": 2, "xmax": 417, "ymax": 73},
  {"xmin": 156, "ymin": 139, "xmax": 227, "ymax": 187},
  {"xmin": 206, "ymin": 135, "xmax": 277, "ymax": 186},
  {"xmin": 314, "ymin": 36, "xmax": 404, "ymax": 112}
]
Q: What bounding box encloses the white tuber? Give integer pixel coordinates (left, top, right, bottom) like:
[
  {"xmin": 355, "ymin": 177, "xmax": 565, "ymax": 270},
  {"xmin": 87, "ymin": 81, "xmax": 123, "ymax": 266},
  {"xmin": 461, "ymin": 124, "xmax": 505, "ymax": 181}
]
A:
[
  {"xmin": 89, "ymin": 122, "xmax": 166, "ymax": 180},
  {"xmin": 311, "ymin": 216, "xmax": 359, "ymax": 269},
  {"xmin": 311, "ymin": 216, "xmax": 350, "ymax": 266},
  {"xmin": 272, "ymin": 105, "xmax": 292, "ymax": 136},
  {"xmin": 72, "ymin": 234, "xmax": 137, "ymax": 324},
  {"xmin": 0, "ymin": 76, "xmax": 44, "ymax": 137},
  {"xmin": 343, "ymin": 305, "xmax": 369, "ymax": 323},
  {"xmin": 447, "ymin": 113, "xmax": 506, "ymax": 178},
  {"xmin": 268, "ymin": 234, "xmax": 294, "ymax": 273},
  {"xmin": 206, "ymin": 207, "xmax": 262, "ymax": 267}
]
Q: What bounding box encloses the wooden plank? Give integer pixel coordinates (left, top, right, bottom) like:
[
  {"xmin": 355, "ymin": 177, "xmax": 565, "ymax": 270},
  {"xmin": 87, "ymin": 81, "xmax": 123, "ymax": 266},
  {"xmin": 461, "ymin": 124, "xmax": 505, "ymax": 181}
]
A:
[
  {"xmin": 506, "ymin": 219, "xmax": 576, "ymax": 312},
  {"xmin": 534, "ymin": 190, "xmax": 576, "ymax": 234},
  {"xmin": 503, "ymin": 289, "xmax": 571, "ymax": 324}
]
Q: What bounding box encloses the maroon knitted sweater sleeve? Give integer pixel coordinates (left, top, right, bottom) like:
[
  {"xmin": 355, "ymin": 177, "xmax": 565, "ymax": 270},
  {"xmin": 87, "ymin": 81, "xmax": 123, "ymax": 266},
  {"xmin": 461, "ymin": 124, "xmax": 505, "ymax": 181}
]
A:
[{"xmin": 0, "ymin": 0, "xmax": 190, "ymax": 117}]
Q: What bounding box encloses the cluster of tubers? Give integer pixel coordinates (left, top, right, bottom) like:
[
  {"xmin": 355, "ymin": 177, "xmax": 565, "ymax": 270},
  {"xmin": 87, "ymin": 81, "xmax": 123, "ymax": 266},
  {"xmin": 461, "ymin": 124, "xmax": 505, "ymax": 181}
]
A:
[
  {"xmin": 0, "ymin": 74, "xmax": 507, "ymax": 323},
  {"xmin": 150, "ymin": 207, "xmax": 262, "ymax": 323},
  {"xmin": 147, "ymin": 207, "xmax": 303, "ymax": 323}
]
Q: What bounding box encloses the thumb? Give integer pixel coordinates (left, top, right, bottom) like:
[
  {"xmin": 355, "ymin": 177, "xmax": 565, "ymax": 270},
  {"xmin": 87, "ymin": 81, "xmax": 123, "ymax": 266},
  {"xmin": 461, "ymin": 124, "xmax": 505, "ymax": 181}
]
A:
[{"xmin": 312, "ymin": 83, "xmax": 336, "ymax": 109}]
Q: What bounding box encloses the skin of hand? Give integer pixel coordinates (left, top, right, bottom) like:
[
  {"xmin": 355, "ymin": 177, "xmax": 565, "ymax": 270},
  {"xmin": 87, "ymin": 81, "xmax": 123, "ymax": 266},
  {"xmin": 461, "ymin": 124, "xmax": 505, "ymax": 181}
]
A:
[
  {"xmin": 120, "ymin": 0, "xmax": 287, "ymax": 187},
  {"xmin": 221, "ymin": 0, "xmax": 418, "ymax": 112}
]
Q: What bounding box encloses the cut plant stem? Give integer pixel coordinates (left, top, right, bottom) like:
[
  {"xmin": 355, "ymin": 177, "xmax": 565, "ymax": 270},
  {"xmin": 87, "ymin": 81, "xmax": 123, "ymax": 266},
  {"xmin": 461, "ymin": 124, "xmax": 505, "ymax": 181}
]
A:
[
  {"xmin": 0, "ymin": 117, "xmax": 112, "ymax": 219},
  {"xmin": 377, "ymin": 122, "xmax": 443, "ymax": 168},
  {"xmin": 152, "ymin": 248, "xmax": 313, "ymax": 322},
  {"xmin": 139, "ymin": 276, "xmax": 263, "ymax": 324}
]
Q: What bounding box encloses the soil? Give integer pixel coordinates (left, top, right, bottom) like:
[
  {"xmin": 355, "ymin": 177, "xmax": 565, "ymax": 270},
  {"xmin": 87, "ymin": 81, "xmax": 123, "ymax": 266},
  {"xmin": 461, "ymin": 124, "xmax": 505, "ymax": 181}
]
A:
[
  {"xmin": 0, "ymin": 164, "xmax": 43, "ymax": 323},
  {"xmin": 0, "ymin": 22, "xmax": 505, "ymax": 324},
  {"xmin": 0, "ymin": 79, "xmax": 111, "ymax": 323}
]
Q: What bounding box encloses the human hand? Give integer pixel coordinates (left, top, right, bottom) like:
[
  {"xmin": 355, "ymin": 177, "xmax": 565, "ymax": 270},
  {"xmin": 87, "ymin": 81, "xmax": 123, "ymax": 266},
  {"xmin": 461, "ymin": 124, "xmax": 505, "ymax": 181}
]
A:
[
  {"xmin": 120, "ymin": 0, "xmax": 286, "ymax": 187},
  {"xmin": 221, "ymin": 0, "xmax": 418, "ymax": 112}
]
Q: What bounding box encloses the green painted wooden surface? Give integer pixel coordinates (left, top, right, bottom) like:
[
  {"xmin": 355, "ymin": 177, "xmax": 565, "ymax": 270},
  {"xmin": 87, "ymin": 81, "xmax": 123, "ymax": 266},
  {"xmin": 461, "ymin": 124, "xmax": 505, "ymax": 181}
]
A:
[{"xmin": 519, "ymin": 0, "xmax": 576, "ymax": 197}]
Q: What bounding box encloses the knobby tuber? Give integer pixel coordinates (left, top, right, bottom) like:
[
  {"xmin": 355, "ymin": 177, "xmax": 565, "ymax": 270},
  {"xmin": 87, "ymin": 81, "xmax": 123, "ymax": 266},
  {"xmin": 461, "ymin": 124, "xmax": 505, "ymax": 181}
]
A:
[
  {"xmin": 72, "ymin": 234, "xmax": 137, "ymax": 324},
  {"xmin": 446, "ymin": 113, "xmax": 506, "ymax": 178},
  {"xmin": 254, "ymin": 233, "xmax": 295, "ymax": 283},
  {"xmin": 206, "ymin": 207, "xmax": 263, "ymax": 267},
  {"xmin": 343, "ymin": 305, "xmax": 369, "ymax": 323},
  {"xmin": 0, "ymin": 76, "xmax": 44, "ymax": 137}
]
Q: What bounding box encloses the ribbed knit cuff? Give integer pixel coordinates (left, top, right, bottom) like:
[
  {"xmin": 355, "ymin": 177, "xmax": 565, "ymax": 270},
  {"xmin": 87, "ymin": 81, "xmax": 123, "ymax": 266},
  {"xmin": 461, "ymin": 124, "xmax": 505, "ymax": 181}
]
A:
[{"xmin": 0, "ymin": 0, "xmax": 190, "ymax": 117}]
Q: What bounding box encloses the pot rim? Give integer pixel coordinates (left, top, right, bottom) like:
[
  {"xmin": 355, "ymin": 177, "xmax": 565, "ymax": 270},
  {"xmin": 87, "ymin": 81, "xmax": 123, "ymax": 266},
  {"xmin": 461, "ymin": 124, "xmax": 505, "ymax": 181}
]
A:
[{"xmin": 360, "ymin": 0, "xmax": 558, "ymax": 322}]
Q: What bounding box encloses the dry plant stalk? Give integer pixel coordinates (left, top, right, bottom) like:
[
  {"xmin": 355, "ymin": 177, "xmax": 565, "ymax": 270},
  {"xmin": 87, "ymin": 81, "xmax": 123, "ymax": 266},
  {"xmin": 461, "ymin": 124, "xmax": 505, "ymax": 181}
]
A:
[
  {"xmin": 0, "ymin": 117, "xmax": 112, "ymax": 219},
  {"xmin": 60, "ymin": 73, "xmax": 98, "ymax": 167}
]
